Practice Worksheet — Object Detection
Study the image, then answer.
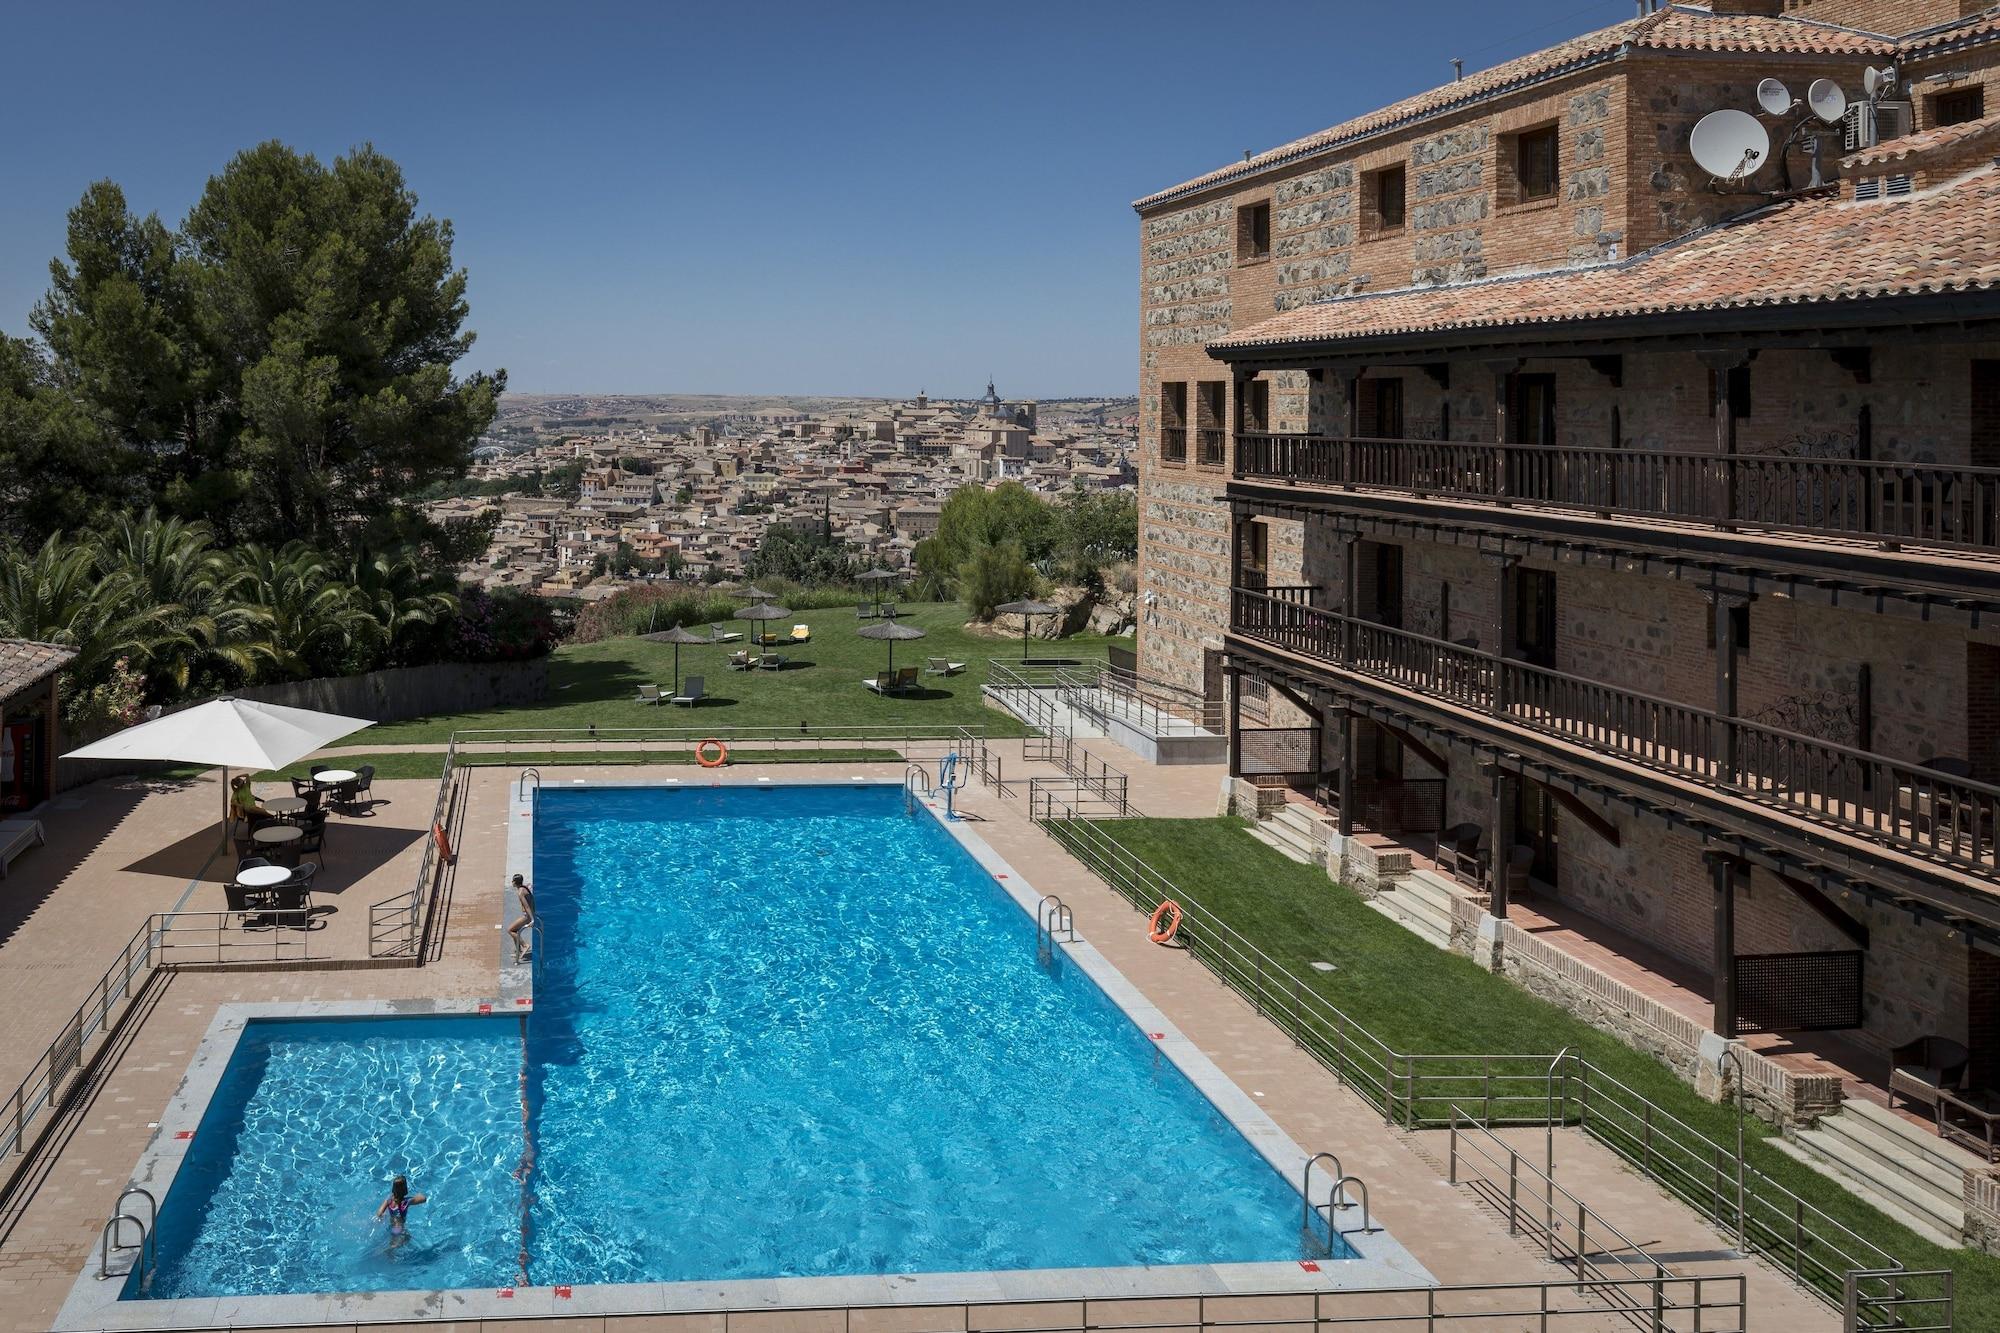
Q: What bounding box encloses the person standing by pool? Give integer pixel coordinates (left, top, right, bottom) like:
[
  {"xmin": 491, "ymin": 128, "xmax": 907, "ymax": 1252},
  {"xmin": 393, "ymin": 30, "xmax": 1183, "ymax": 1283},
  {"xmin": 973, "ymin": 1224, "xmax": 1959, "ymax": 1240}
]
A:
[
  {"xmin": 508, "ymin": 874, "xmax": 536, "ymax": 961},
  {"xmin": 375, "ymin": 1175, "xmax": 426, "ymax": 1248}
]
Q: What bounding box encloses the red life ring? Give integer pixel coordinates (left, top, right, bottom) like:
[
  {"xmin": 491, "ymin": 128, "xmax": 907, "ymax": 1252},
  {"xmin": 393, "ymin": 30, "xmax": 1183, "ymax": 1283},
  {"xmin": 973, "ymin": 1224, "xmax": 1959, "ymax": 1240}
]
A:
[
  {"xmin": 433, "ymin": 821, "xmax": 454, "ymax": 863},
  {"xmin": 696, "ymin": 738, "xmax": 729, "ymax": 768},
  {"xmin": 1148, "ymin": 899, "xmax": 1183, "ymax": 944}
]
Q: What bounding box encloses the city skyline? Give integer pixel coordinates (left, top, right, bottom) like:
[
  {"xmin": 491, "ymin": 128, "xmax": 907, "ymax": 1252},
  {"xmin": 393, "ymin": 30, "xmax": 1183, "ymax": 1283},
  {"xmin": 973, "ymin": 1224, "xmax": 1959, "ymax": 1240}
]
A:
[{"xmin": 0, "ymin": 0, "xmax": 1635, "ymax": 397}]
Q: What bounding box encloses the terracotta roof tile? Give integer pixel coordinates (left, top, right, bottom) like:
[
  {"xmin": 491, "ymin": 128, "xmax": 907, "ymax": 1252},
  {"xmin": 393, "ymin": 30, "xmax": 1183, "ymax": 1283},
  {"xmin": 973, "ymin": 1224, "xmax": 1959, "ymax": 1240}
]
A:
[
  {"xmin": 1134, "ymin": 4, "xmax": 1895, "ymax": 212},
  {"xmin": 1842, "ymin": 112, "xmax": 2000, "ymax": 170},
  {"xmin": 1210, "ymin": 163, "xmax": 2000, "ymax": 352},
  {"xmin": 0, "ymin": 640, "xmax": 76, "ymax": 706}
]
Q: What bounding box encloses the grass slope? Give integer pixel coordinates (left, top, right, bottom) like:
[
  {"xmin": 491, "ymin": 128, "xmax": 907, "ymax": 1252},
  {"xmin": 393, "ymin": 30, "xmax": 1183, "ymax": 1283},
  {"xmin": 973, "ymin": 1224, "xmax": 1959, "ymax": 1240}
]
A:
[
  {"xmin": 234, "ymin": 749, "xmax": 903, "ymax": 782},
  {"xmin": 1092, "ymin": 817, "xmax": 1995, "ymax": 1321},
  {"xmin": 366, "ymin": 603, "xmax": 1128, "ymax": 744}
]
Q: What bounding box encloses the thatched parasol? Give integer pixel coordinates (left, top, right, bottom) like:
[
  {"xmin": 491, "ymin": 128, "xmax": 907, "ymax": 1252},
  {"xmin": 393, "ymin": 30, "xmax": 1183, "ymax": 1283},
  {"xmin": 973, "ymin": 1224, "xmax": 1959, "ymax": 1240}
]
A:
[
  {"xmin": 995, "ymin": 598, "xmax": 1063, "ymax": 653},
  {"xmin": 856, "ymin": 618, "xmax": 927, "ymax": 678},
  {"xmin": 641, "ymin": 624, "xmax": 713, "ymax": 693},
  {"xmin": 737, "ymin": 600, "xmax": 793, "ymax": 650}
]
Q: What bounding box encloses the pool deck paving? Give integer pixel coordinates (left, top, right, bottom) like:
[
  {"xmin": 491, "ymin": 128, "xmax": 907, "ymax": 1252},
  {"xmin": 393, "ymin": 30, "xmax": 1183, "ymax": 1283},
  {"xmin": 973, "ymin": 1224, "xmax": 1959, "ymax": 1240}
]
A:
[{"xmin": 0, "ymin": 754, "xmax": 1835, "ymax": 1331}]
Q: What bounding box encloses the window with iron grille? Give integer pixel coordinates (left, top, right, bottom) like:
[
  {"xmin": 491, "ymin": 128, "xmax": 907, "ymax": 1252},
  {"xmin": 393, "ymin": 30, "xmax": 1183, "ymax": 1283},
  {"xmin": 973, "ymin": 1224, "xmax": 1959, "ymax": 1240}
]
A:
[
  {"xmin": 1236, "ymin": 200, "xmax": 1271, "ymax": 263},
  {"xmin": 1510, "ymin": 124, "xmax": 1559, "ymax": 201},
  {"xmin": 1159, "ymin": 382, "xmax": 1187, "ymax": 464}
]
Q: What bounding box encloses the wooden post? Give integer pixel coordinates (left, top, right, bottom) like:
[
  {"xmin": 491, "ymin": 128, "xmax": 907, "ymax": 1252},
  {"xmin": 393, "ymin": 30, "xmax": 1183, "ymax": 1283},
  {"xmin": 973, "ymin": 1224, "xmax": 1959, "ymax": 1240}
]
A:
[
  {"xmin": 1487, "ymin": 551, "xmax": 1519, "ymax": 716},
  {"xmin": 1337, "ymin": 368, "xmax": 1363, "ymax": 487},
  {"xmin": 1699, "ymin": 350, "xmax": 1749, "ymax": 529},
  {"xmin": 1226, "ymin": 666, "xmax": 1244, "ymax": 779},
  {"xmin": 1710, "ymin": 591, "xmax": 1748, "ymax": 784},
  {"xmin": 1337, "ymin": 710, "xmax": 1356, "ymax": 838},
  {"xmin": 1707, "ymin": 851, "xmax": 1741, "ymax": 1036},
  {"xmin": 1484, "ymin": 756, "xmax": 1516, "ymax": 919}
]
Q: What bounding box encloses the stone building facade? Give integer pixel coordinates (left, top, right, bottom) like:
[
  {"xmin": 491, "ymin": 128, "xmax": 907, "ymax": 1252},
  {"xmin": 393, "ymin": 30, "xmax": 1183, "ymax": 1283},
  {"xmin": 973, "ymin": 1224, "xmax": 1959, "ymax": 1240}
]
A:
[{"xmin": 1136, "ymin": 0, "xmax": 2000, "ymax": 1069}]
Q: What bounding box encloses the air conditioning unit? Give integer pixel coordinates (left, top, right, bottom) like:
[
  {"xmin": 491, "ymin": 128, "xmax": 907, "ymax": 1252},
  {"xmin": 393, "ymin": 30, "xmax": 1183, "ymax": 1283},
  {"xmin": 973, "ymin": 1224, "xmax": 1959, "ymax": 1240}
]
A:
[
  {"xmin": 1845, "ymin": 99, "xmax": 1914, "ymax": 150},
  {"xmin": 1876, "ymin": 99, "xmax": 1913, "ymax": 142}
]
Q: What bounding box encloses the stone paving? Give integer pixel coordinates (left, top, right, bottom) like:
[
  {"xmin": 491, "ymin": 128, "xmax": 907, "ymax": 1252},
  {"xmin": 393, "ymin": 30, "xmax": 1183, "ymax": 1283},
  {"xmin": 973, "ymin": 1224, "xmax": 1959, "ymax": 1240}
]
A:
[{"xmin": 0, "ymin": 752, "xmax": 1840, "ymax": 1331}]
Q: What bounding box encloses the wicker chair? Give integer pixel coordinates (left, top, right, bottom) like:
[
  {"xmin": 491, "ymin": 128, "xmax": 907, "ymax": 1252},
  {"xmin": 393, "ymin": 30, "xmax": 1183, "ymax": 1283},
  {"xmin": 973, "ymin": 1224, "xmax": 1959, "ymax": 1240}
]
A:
[{"xmin": 1434, "ymin": 823, "xmax": 1483, "ymax": 885}]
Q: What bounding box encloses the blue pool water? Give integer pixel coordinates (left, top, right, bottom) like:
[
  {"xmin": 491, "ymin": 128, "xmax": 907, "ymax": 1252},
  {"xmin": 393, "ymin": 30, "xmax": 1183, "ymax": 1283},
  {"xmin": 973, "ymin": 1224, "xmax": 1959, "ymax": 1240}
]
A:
[{"xmin": 141, "ymin": 784, "xmax": 1339, "ymax": 1298}]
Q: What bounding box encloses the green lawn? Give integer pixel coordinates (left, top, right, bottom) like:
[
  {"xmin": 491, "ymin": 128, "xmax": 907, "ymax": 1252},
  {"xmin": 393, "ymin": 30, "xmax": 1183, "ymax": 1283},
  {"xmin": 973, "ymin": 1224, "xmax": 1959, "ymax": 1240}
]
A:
[
  {"xmin": 1084, "ymin": 817, "xmax": 1994, "ymax": 1322},
  {"xmin": 363, "ymin": 603, "xmax": 1129, "ymax": 744}
]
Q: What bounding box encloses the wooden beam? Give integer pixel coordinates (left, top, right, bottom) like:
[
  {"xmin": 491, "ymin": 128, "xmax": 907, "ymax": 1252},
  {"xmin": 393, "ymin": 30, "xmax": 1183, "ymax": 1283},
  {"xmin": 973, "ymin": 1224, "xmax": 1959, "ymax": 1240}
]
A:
[
  {"xmin": 1369, "ymin": 718, "xmax": 1449, "ymax": 777},
  {"xmin": 1524, "ymin": 774, "xmax": 1622, "ymax": 847},
  {"xmin": 1586, "ymin": 354, "xmax": 1623, "ymax": 387},
  {"xmin": 1771, "ymin": 870, "xmax": 1870, "ymax": 948},
  {"xmin": 1830, "ymin": 346, "xmax": 1872, "ymax": 384}
]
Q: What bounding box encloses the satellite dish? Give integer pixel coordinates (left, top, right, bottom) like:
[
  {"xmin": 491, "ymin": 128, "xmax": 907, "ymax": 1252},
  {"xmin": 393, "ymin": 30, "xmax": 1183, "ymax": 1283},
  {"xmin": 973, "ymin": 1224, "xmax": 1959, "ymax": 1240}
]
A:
[
  {"xmin": 1807, "ymin": 79, "xmax": 1848, "ymax": 123},
  {"xmin": 1756, "ymin": 78, "xmax": 1793, "ymax": 116},
  {"xmin": 1864, "ymin": 65, "xmax": 1898, "ymax": 99},
  {"xmin": 1690, "ymin": 109, "xmax": 1770, "ymax": 182}
]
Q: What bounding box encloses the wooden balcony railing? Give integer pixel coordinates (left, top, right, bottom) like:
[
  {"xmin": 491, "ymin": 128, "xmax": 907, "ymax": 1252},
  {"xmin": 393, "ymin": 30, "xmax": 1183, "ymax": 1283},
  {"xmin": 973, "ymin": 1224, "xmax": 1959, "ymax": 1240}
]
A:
[
  {"xmin": 1232, "ymin": 587, "xmax": 2000, "ymax": 876},
  {"xmin": 1235, "ymin": 433, "xmax": 2000, "ymax": 555},
  {"xmin": 1160, "ymin": 427, "xmax": 1187, "ymax": 465},
  {"xmin": 1197, "ymin": 428, "xmax": 1227, "ymax": 467}
]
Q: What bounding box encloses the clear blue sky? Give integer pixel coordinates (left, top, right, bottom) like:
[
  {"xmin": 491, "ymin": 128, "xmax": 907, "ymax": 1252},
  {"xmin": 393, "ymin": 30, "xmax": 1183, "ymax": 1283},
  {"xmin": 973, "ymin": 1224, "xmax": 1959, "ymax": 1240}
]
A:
[{"xmin": 0, "ymin": 0, "xmax": 1629, "ymax": 398}]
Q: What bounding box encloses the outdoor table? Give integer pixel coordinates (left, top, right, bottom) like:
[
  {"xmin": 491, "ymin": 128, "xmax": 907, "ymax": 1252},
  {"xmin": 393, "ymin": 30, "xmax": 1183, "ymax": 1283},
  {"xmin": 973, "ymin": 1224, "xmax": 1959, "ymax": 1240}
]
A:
[
  {"xmin": 252, "ymin": 825, "xmax": 303, "ymax": 848},
  {"xmin": 266, "ymin": 796, "xmax": 307, "ymax": 816},
  {"xmin": 313, "ymin": 769, "xmax": 358, "ymax": 786},
  {"xmin": 237, "ymin": 865, "xmax": 292, "ymax": 889}
]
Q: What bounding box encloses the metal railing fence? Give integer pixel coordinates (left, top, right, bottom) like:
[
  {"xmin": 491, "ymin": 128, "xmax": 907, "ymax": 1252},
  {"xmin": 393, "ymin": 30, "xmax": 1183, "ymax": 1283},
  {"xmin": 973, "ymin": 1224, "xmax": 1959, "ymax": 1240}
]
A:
[
  {"xmin": 370, "ymin": 736, "xmax": 458, "ymax": 958},
  {"xmin": 1032, "ymin": 795, "xmax": 1925, "ymax": 1317}
]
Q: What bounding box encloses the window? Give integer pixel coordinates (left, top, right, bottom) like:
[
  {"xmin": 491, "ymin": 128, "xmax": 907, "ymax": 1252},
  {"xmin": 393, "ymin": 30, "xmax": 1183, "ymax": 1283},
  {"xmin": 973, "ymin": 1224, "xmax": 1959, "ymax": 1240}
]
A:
[
  {"xmin": 1513, "ymin": 124, "xmax": 1560, "ymax": 201},
  {"xmin": 1707, "ymin": 366, "xmax": 1752, "ymax": 420},
  {"xmin": 1236, "ymin": 200, "xmax": 1271, "ymax": 263},
  {"xmin": 1515, "ymin": 568, "xmax": 1557, "ymax": 668},
  {"xmin": 1238, "ymin": 378, "xmax": 1270, "ymax": 434},
  {"xmin": 1933, "ymin": 86, "xmax": 1985, "ymax": 126},
  {"xmin": 1372, "ymin": 543, "xmax": 1404, "ymax": 628},
  {"xmin": 1370, "ymin": 164, "xmax": 1406, "ymax": 231},
  {"xmin": 1197, "ymin": 381, "xmax": 1228, "ymax": 465},
  {"xmin": 1238, "ymin": 520, "xmax": 1269, "ymax": 589},
  {"xmin": 1507, "ymin": 373, "xmax": 1557, "ymax": 445},
  {"xmin": 1159, "ymin": 382, "xmax": 1187, "ymax": 464},
  {"xmin": 1369, "ymin": 379, "xmax": 1405, "ymax": 438},
  {"xmin": 1706, "ymin": 603, "xmax": 1751, "ymax": 658}
]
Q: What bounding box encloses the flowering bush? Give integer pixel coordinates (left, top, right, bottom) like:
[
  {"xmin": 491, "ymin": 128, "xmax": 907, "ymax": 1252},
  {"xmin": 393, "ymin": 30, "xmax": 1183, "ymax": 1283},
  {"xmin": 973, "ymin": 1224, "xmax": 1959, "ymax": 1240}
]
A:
[{"xmin": 63, "ymin": 656, "xmax": 148, "ymax": 729}]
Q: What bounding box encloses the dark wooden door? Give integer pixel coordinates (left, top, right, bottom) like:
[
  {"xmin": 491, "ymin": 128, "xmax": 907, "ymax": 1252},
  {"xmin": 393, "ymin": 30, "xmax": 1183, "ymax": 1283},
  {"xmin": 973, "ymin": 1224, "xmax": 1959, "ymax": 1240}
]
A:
[{"xmin": 1513, "ymin": 781, "xmax": 1559, "ymax": 886}]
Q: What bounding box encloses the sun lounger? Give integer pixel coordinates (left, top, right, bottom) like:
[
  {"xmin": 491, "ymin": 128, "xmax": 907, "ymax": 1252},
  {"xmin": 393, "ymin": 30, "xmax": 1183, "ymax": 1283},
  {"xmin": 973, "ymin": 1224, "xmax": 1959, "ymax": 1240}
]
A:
[
  {"xmin": 857, "ymin": 603, "xmax": 880, "ymax": 621},
  {"xmin": 863, "ymin": 672, "xmax": 892, "ymax": 693},
  {"xmin": 708, "ymin": 625, "xmax": 742, "ymax": 643},
  {"xmin": 758, "ymin": 654, "xmax": 786, "ymax": 670},
  {"xmin": 895, "ymin": 666, "xmax": 920, "ymax": 692},
  {"xmin": 0, "ymin": 820, "xmax": 45, "ymax": 879},
  {"xmin": 728, "ymin": 650, "xmax": 754, "ymax": 671},
  {"xmin": 790, "ymin": 624, "xmax": 810, "ymax": 642},
  {"xmin": 670, "ymin": 676, "xmax": 706, "ymax": 707},
  {"xmin": 925, "ymin": 657, "xmax": 967, "ymax": 676},
  {"xmin": 633, "ymin": 683, "xmax": 663, "ymax": 704}
]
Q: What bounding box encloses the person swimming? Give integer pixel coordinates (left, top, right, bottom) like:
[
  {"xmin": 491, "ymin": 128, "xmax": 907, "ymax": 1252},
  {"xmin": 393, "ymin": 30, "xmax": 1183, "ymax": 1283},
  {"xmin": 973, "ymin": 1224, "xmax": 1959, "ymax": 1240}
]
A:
[{"xmin": 375, "ymin": 1175, "xmax": 427, "ymax": 1247}]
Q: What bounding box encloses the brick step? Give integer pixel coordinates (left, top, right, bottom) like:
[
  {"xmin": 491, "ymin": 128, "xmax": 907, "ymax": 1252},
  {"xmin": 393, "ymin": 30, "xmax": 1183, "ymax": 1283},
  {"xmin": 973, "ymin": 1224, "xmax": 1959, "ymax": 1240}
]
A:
[
  {"xmin": 1773, "ymin": 1124, "xmax": 1964, "ymax": 1248},
  {"xmin": 1840, "ymin": 1097, "xmax": 1988, "ymax": 1181},
  {"xmin": 1366, "ymin": 887, "xmax": 1452, "ymax": 950},
  {"xmin": 1268, "ymin": 804, "xmax": 1332, "ymax": 848}
]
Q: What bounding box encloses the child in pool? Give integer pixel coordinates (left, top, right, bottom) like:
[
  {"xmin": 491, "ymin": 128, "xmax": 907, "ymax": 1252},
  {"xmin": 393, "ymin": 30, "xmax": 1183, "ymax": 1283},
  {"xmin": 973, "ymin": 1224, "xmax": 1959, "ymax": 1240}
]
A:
[{"xmin": 375, "ymin": 1175, "xmax": 427, "ymax": 1248}]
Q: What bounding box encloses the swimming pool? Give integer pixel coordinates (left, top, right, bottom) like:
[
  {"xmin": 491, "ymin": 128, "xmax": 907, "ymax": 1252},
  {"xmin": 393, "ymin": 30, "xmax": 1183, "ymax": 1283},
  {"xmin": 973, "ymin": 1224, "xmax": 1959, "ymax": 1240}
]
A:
[{"xmin": 111, "ymin": 781, "xmax": 1403, "ymax": 1314}]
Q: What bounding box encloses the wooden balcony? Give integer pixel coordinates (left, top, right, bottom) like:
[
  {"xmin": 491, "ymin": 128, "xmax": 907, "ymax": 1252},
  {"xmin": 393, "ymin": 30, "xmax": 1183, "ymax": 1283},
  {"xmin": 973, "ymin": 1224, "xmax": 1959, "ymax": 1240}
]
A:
[
  {"xmin": 1160, "ymin": 427, "xmax": 1187, "ymax": 465},
  {"xmin": 1197, "ymin": 428, "xmax": 1227, "ymax": 468},
  {"xmin": 1235, "ymin": 433, "xmax": 2000, "ymax": 557},
  {"xmin": 1232, "ymin": 587, "xmax": 2000, "ymax": 881}
]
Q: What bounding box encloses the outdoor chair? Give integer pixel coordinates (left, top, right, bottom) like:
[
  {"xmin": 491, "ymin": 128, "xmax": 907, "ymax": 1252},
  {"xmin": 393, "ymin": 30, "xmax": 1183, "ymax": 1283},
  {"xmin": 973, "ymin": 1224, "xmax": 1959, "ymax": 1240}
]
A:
[
  {"xmin": 708, "ymin": 624, "xmax": 742, "ymax": 643},
  {"xmin": 1504, "ymin": 845, "xmax": 1535, "ymax": 899},
  {"xmin": 728, "ymin": 651, "xmax": 754, "ymax": 671},
  {"xmin": 669, "ymin": 676, "xmax": 706, "ymax": 707},
  {"xmin": 235, "ymin": 855, "xmax": 271, "ymax": 877},
  {"xmin": 290, "ymin": 776, "xmax": 317, "ymax": 800},
  {"xmin": 0, "ymin": 819, "xmax": 45, "ymax": 879},
  {"xmin": 895, "ymin": 666, "xmax": 920, "ymax": 692},
  {"xmin": 633, "ymin": 683, "xmax": 664, "ymax": 704},
  {"xmin": 790, "ymin": 624, "xmax": 810, "ymax": 643},
  {"xmin": 1889, "ymin": 1035, "xmax": 1972, "ymax": 1115},
  {"xmin": 879, "ymin": 602, "xmax": 900, "ymax": 618},
  {"xmin": 292, "ymin": 824, "xmax": 326, "ymax": 862},
  {"xmin": 1434, "ymin": 823, "xmax": 1483, "ymax": 885},
  {"xmin": 864, "ymin": 671, "xmax": 893, "ymax": 694},
  {"xmin": 857, "ymin": 603, "xmax": 880, "ymax": 621},
  {"xmin": 924, "ymin": 657, "xmax": 966, "ymax": 676},
  {"xmin": 758, "ymin": 654, "xmax": 787, "ymax": 670}
]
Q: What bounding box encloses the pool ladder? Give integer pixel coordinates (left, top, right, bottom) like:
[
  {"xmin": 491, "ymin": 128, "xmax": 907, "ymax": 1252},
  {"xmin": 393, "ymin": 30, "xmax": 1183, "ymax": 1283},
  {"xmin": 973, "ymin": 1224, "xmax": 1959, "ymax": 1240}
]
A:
[
  {"xmin": 99, "ymin": 1186, "xmax": 156, "ymax": 1284},
  {"xmin": 518, "ymin": 767, "xmax": 542, "ymax": 802},
  {"xmin": 1300, "ymin": 1152, "xmax": 1372, "ymax": 1256},
  {"xmin": 903, "ymin": 764, "xmax": 934, "ymax": 814},
  {"xmin": 1035, "ymin": 895, "xmax": 1074, "ymax": 965}
]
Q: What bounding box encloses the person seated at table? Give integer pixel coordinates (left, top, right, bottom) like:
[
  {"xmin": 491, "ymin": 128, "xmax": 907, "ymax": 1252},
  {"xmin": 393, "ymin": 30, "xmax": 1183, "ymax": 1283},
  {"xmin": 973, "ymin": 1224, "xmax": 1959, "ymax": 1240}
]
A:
[{"xmin": 230, "ymin": 775, "xmax": 275, "ymax": 829}]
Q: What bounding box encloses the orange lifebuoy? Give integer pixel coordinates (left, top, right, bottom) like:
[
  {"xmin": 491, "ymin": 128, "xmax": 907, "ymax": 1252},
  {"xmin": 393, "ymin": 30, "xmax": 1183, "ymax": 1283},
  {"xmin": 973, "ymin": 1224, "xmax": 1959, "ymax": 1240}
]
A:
[
  {"xmin": 1148, "ymin": 899, "xmax": 1183, "ymax": 944},
  {"xmin": 432, "ymin": 821, "xmax": 454, "ymax": 863},
  {"xmin": 696, "ymin": 738, "xmax": 729, "ymax": 768}
]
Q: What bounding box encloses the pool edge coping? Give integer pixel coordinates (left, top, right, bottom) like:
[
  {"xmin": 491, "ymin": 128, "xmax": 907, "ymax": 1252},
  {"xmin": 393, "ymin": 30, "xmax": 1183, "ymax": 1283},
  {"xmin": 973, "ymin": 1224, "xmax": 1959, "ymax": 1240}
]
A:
[{"xmin": 56, "ymin": 773, "xmax": 1434, "ymax": 1331}]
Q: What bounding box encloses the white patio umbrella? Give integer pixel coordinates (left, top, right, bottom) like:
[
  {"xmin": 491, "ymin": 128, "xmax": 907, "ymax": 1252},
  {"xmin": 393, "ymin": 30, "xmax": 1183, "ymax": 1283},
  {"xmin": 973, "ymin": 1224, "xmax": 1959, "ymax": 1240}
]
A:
[{"xmin": 63, "ymin": 697, "xmax": 375, "ymax": 836}]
